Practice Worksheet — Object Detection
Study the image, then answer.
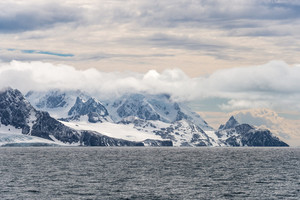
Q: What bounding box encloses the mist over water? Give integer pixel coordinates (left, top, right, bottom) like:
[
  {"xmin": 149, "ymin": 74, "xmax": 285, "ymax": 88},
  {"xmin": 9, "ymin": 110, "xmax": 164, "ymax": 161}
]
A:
[{"xmin": 0, "ymin": 147, "xmax": 299, "ymax": 200}]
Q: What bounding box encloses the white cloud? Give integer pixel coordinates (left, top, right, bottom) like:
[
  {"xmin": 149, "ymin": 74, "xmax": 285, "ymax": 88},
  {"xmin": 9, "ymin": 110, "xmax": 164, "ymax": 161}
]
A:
[
  {"xmin": 1, "ymin": 60, "xmax": 300, "ymax": 112},
  {"xmin": 219, "ymin": 99, "xmax": 270, "ymax": 110},
  {"xmin": 205, "ymin": 60, "xmax": 300, "ymax": 111},
  {"xmin": 0, "ymin": 61, "xmax": 196, "ymax": 100}
]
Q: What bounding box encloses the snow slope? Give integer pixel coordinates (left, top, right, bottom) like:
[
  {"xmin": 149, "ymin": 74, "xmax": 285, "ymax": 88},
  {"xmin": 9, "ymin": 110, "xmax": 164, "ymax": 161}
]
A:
[{"xmin": 61, "ymin": 120, "xmax": 163, "ymax": 142}]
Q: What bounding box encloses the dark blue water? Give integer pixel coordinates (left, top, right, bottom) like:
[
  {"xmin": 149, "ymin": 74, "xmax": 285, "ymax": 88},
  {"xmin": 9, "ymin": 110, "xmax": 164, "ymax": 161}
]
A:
[{"xmin": 0, "ymin": 147, "xmax": 299, "ymax": 200}]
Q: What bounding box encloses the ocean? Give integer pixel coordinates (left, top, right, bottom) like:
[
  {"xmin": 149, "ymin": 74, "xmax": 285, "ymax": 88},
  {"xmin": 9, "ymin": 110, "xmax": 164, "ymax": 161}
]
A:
[{"xmin": 0, "ymin": 147, "xmax": 299, "ymax": 200}]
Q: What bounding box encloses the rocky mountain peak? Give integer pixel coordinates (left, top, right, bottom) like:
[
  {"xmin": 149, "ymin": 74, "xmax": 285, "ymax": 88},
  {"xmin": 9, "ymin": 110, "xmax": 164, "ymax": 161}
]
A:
[
  {"xmin": 219, "ymin": 116, "xmax": 239, "ymax": 130},
  {"xmin": 115, "ymin": 93, "xmax": 161, "ymax": 121},
  {"xmin": 0, "ymin": 88, "xmax": 35, "ymax": 134},
  {"xmin": 0, "ymin": 88, "xmax": 26, "ymax": 102},
  {"xmin": 66, "ymin": 96, "xmax": 109, "ymax": 123}
]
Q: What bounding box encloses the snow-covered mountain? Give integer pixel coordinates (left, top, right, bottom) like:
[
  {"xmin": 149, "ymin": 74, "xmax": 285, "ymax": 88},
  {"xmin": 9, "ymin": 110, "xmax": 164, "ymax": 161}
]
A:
[
  {"xmin": 103, "ymin": 93, "xmax": 212, "ymax": 129},
  {"xmin": 23, "ymin": 89, "xmax": 289, "ymax": 147},
  {"xmin": 64, "ymin": 97, "xmax": 110, "ymax": 123},
  {"xmin": 26, "ymin": 90, "xmax": 219, "ymax": 146},
  {"xmin": 25, "ymin": 90, "xmax": 89, "ymax": 119},
  {"xmin": 0, "ymin": 88, "xmax": 170, "ymax": 147}
]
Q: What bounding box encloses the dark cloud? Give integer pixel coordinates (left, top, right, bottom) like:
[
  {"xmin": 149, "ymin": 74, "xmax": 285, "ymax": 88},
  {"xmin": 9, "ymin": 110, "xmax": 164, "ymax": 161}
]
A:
[
  {"xmin": 81, "ymin": 52, "xmax": 174, "ymax": 61},
  {"xmin": 128, "ymin": 1, "xmax": 300, "ymax": 27},
  {"xmin": 1, "ymin": 1, "xmax": 300, "ymax": 36},
  {"xmin": 127, "ymin": 1, "xmax": 300, "ymax": 38},
  {"xmin": 148, "ymin": 34, "xmax": 223, "ymax": 51},
  {"xmin": 0, "ymin": 2, "xmax": 81, "ymax": 33},
  {"xmin": 2, "ymin": 1, "xmax": 300, "ymax": 33},
  {"xmin": 0, "ymin": 48, "xmax": 74, "ymax": 63},
  {"xmin": 20, "ymin": 49, "xmax": 74, "ymax": 57},
  {"xmin": 119, "ymin": 33, "xmax": 249, "ymax": 61},
  {"xmin": 121, "ymin": 33, "xmax": 225, "ymax": 51}
]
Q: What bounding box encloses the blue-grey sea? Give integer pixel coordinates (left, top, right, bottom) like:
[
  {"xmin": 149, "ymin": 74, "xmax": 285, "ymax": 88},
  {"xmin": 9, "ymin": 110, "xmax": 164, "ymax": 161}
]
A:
[{"xmin": 0, "ymin": 147, "xmax": 299, "ymax": 200}]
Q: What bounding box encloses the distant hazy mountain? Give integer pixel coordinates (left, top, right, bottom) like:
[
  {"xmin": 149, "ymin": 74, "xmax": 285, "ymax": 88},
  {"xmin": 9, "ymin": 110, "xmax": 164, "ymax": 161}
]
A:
[{"xmin": 231, "ymin": 109, "xmax": 300, "ymax": 147}]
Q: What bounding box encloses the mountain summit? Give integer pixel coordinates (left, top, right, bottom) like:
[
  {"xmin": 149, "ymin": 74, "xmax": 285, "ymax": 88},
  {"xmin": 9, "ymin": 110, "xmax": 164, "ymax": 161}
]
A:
[{"xmin": 219, "ymin": 116, "xmax": 239, "ymax": 130}]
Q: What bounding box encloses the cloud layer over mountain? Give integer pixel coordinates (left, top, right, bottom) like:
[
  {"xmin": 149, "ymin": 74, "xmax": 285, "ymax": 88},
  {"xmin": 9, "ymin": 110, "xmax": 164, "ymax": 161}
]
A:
[{"xmin": 1, "ymin": 60, "xmax": 300, "ymax": 113}]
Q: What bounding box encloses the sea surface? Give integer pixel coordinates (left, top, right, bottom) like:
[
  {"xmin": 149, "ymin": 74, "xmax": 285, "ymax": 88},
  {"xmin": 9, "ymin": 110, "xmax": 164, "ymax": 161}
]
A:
[{"xmin": 0, "ymin": 147, "xmax": 299, "ymax": 200}]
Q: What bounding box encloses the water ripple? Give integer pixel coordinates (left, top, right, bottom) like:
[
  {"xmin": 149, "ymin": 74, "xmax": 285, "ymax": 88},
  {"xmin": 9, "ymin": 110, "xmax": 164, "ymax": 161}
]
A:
[{"xmin": 0, "ymin": 147, "xmax": 299, "ymax": 200}]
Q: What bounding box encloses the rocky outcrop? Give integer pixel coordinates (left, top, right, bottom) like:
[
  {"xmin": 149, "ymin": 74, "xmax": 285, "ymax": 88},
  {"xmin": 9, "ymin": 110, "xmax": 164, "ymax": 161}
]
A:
[
  {"xmin": 66, "ymin": 97, "xmax": 109, "ymax": 123},
  {"xmin": 217, "ymin": 116, "xmax": 289, "ymax": 147}
]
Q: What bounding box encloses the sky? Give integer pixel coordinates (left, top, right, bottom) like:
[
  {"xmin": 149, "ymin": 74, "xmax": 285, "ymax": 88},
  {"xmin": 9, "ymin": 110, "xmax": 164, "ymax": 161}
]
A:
[{"xmin": 1, "ymin": 0, "xmax": 300, "ymax": 145}]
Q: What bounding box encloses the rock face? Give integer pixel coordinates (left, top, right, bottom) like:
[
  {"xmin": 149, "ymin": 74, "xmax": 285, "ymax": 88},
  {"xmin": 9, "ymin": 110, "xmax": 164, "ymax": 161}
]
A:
[
  {"xmin": 31, "ymin": 111, "xmax": 80, "ymax": 143},
  {"xmin": 219, "ymin": 116, "xmax": 239, "ymax": 130},
  {"xmin": 0, "ymin": 88, "xmax": 33, "ymax": 134},
  {"xmin": 66, "ymin": 97, "xmax": 109, "ymax": 123},
  {"xmin": 216, "ymin": 116, "xmax": 289, "ymax": 147},
  {"xmin": 0, "ymin": 88, "xmax": 171, "ymax": 146},
  {"xmin": 0, "ymin": 88, "xmax": 81, "ymax": 143},
  {"xmin": 80, "ymin": 131, "xmax": 144, "ymax": 146}
]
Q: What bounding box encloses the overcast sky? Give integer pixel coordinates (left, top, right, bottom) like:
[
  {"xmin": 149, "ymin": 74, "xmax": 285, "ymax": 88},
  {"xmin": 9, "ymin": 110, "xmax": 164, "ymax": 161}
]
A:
[
  {"xmin": 1, "ymin": 1, "xmax": 300, "ymax": 144},
  {"xmin": 1, "ymin": 0, "xmax": 300, "ymax": 76}
]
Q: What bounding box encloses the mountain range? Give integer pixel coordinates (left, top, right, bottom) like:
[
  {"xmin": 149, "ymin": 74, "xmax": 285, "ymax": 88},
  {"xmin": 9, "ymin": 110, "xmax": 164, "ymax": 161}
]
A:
[{"xmin": 0, "ymin": 88, "xmax": 288, "ymax": 147}]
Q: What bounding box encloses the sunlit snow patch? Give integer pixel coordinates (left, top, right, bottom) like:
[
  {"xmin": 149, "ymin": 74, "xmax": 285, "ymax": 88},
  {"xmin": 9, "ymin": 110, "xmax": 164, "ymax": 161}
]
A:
[{"xmin": 60, "ymin": 120, "xmax": 163, "ymax": 142}]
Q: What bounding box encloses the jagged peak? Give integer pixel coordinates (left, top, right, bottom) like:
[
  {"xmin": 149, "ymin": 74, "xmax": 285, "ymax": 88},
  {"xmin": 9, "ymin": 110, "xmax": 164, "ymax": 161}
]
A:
[
  {"xmin": 219, "ymin": 116, "xmax": 240, "ymax": 130},
  {"xmin": 75, "ymin": 96, "xmax": 84, "ymax": 104},
  {"xmin": 86, "ymin": 97, "xmax": 102, "ymax": 104},
  {"xmin": 228, "ymin": 116, "xmax": 238, "ymax": 123},
  {"xmin": 0, "ymin": 87, "xmax": 27, "ymax": 102}
]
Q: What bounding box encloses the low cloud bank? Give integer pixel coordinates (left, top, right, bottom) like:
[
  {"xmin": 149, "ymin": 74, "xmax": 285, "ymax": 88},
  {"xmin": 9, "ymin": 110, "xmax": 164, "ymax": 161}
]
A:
[{"xmin": 1, "ymin": 60, "xmax": 300, "ymax": 112}]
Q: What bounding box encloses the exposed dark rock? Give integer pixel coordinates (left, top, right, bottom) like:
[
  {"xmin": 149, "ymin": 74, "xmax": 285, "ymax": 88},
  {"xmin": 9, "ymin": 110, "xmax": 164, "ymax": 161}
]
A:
[
  {"xmin": 217, "ymin": 117, "xmax": 289, "ymax": 147},
  {"xmin": 0, "ymin": 88, "xmax": 31, "ymax": 131},
  {"xmin": 67, "ymin": 97, "xmax": 109, "ymax": 123},
  {"xmin": 219, "ymin": 116, "xmax": 239, "ymax": 130},
  {"xmin": 80, "ymin": 131, "xmax": 144, "ymax": 146},
  {"xmin": 240, "ymin": 129, "xmax": 288, "ymax": 146},
  {"xmin": 31, "ymin": 111, "xmax": 80, "ymax": 143},
  {"xmin": 143, "ymin": 139, "xmax": 173, "ymax": 146}
]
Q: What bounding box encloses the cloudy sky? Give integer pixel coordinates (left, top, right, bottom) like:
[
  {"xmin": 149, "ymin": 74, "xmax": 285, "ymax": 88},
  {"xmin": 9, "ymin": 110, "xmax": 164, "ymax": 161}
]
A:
[
  {"xmin": 1, "ymin": 0, "xmax": 300, "ymax": 75},
  {"xmin": 1, "ymin": 0, "xmax": 300, "ymax": 145}
]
